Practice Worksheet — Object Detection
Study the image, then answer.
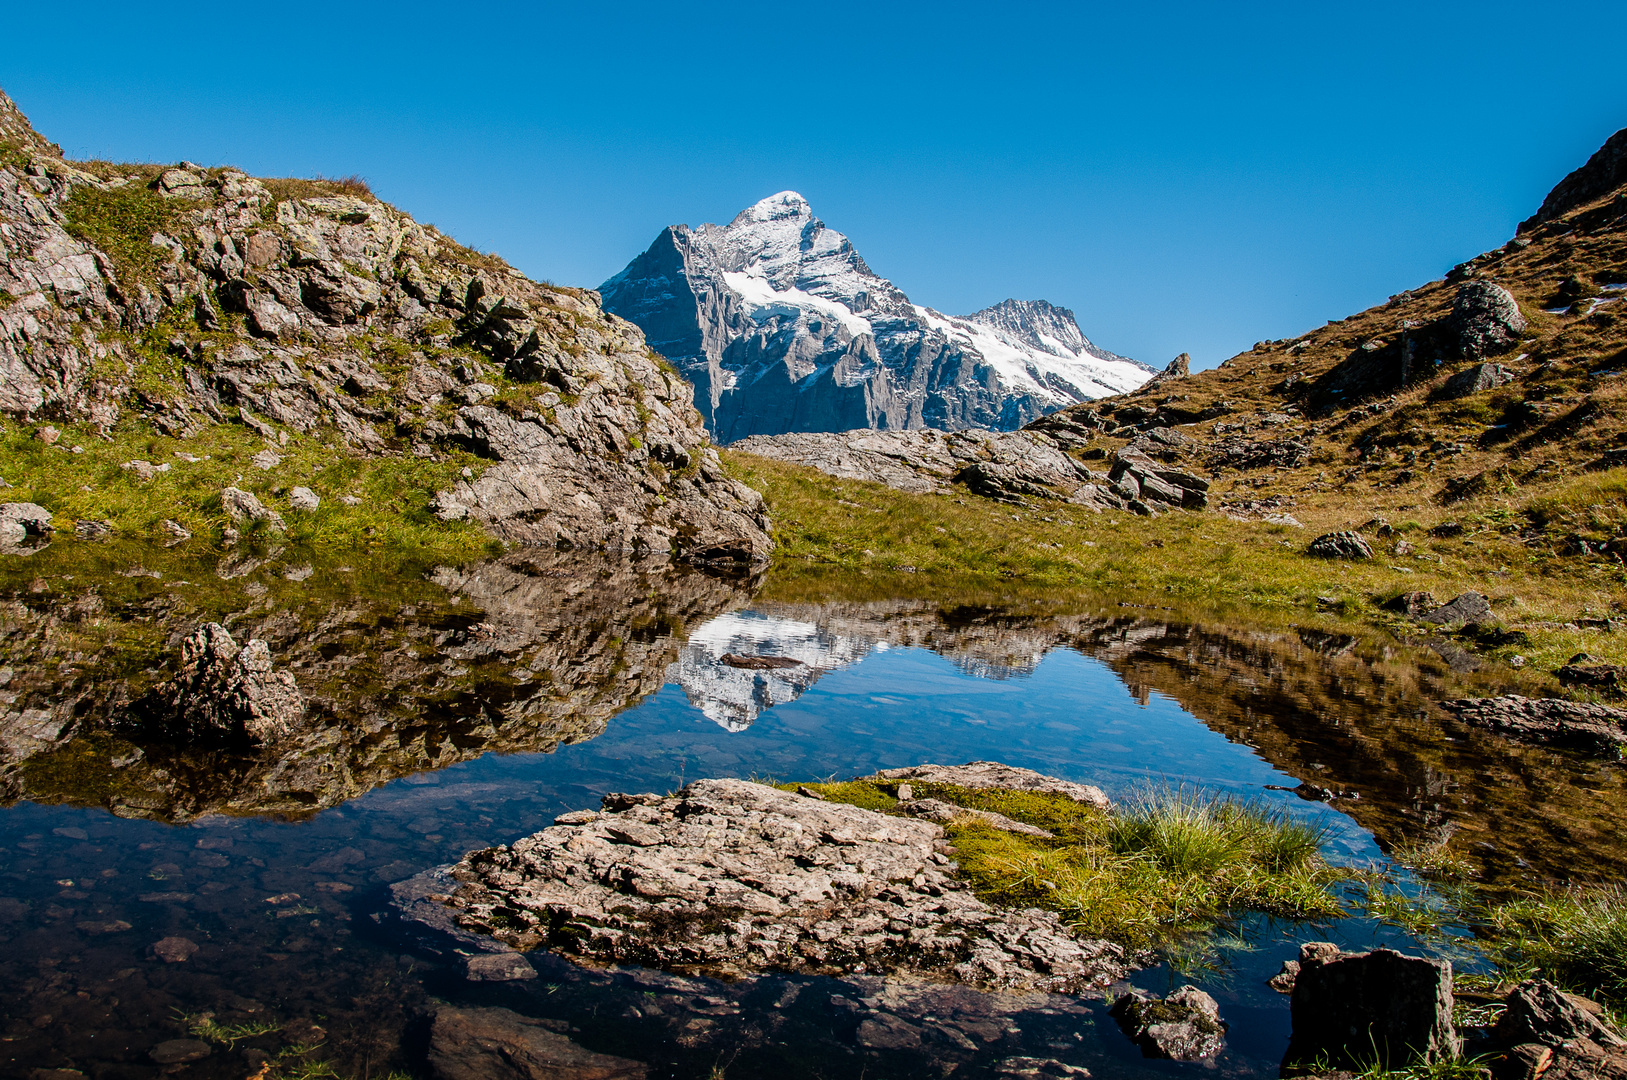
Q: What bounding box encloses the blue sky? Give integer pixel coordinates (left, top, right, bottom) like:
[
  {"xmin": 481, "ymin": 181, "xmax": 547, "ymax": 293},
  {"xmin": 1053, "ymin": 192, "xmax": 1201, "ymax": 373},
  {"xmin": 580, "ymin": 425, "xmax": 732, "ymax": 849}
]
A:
[{"xmin": 6, "ymin": 1, "xmax": 1625, "ymax": 369}]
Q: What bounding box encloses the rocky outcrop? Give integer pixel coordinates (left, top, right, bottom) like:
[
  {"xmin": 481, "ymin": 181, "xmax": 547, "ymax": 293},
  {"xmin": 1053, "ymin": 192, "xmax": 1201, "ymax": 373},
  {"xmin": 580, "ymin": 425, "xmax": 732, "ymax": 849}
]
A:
[
  {"xmin": 1282, "ymin": 948, "xmax": 1459, "ymax": 1075},
  {"xmin": 1520, "ymin": 126, "xmax": 1627, "ymax": 233},
  {"xmin": 124, "ymin": 622, "xmax": 305, "ymax": 743},
  {"xmin": 0, "ymin": 88, "xmax": 768, "ymax": 563},
  {"xmin": 1440, "ymin": 695, "xmax": 1627, "ymax": 757},
  {"xmin": 428, "ymin": 1006, "xmax": 648, "ymax": 1080},
  {"xmin": 733, "ymin": 426, "xmax": 1209, "ymax": 512},
  {"xmin": 1450, "ymin": 281, "xmax": 1527, "ymax": 359},
  {"xmin": 439, "ymin": 777, "xmax": 1126, "ymax": 993},
  {"xmin": 1418, "ymin": 591, "xmax": 1493, "ymax": 625},
  {"xmin": 600, "ymin": 191, "xmax": 1150, "ymax": 441},
  {"xmin": 1488, "ymin": 980, "xmax": 1627, "ymax": 1080},
  {"xmin": 1307, "ymin": 531, "xmax": 1374, "ymax": 559},
  {"xmin": 1441, "ymin": 361, "xmax": 1516, "ymax": 398},
  {"xmin": 1109, "ymin": 985, "xmax": 1226, "ymax": 1060}
]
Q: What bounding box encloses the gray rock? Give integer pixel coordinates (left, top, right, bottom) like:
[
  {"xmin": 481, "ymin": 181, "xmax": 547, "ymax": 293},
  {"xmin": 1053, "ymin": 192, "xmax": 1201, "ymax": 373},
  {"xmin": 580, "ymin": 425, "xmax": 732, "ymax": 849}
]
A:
[
  {"xmin": 1494, "ymin": 979, "xmax": 1626, "ymax": 1049},
  {"xmin": 465, "ymin": 953, "xmax": 537, "ymax": 982},
  {"xmin": 1419, "ymin": 591, "xmax": 1493, "ymax": 625},
  {"xmin": 74, "ymin": 519, "xmax": 113, "ymax": 540},
  {"xmin": 287, "ymin": 486, "xmax": 320, "ymax": 511},
  {"xmin": 438, "ymin": 777, "xmax": 1125, "ymax": 993},
  {"xmin": 126, "ymin": 623, "xmax": 305, "ymax": 743},
  {"xmin": 867, "ymin": 761, "xmax": 1111, "ymax": 810},
  {"xmin": 1442, "ymin": 695, "xmax": 1627, "ymax": 757},
  {"xmin": 1282, "ymin": 948, "xmax": 1460, "ymax": 1075},
  {"xmin": 1442, "ymin": 362, "xmax": 1516, "ymax": 398},
  {"xmin": 1450, "ymin": 281, "xmax": 1526, "ymax": 359},
  {"xmin": 1308, "ymin": 531, "xmax": 1374, "ymax": 559},
  {"xmin": 1110, "ymin": 985, "xmax": 1226, "ymax": 1060},
  {"xmin": 219, "ymin": 487, "xmax": 287, "ymax": 533},
  {"xmin": 0, "ymin": 502, "xmax": 53, "ymax": 536},
  {"xmin": 1384, "ymin": 591, "xmax": 1440, "ymax": 618},
  {"xmin": 428, "ymin": 1006, "xmax": 647, "ymax": 1080}
]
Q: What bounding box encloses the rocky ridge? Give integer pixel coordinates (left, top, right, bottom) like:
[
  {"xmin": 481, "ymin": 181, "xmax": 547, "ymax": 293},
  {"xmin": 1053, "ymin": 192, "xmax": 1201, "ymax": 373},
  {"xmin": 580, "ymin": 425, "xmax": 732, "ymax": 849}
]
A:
[
  {"xmin": 600, "ymin": 191, "xmax": 1152, "ymax": 442},
  {"xmin": 0, "ymin": 88, "xmax": 768, "ymax": 561}
]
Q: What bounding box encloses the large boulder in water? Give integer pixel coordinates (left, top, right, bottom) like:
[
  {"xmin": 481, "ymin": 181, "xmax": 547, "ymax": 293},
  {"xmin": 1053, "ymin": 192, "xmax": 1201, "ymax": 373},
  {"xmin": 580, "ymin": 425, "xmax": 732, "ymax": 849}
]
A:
[
  {"xmin": 1110, "ymin": 985, "xmax": 1226, "ymax": 1060},
  {"xmin": 1281, "ymin": 948, "xmax": 1459, "ymax": 1075},
  {"xmin": 126, "ymin": 623, "xmax": 305, "ymax": 743}
]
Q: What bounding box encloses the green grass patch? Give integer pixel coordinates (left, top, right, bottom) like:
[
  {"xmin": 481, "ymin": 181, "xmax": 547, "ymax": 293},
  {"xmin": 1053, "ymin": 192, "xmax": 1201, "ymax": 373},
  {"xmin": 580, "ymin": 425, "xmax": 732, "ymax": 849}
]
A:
[
  {"xmin": 1480, "ymin": 885, "xmax": 1627, "ymax": 1003},
  {"xmin": 784, "ymin": 779, "xmax": 1348, "ymax": 953},
  {"xmin": 61, "ymin": 181, "xmax": 186, "ymax": 288},
  {"xmin": 0, "ymin": 412, "xmax": 498, "ymax": 562}
]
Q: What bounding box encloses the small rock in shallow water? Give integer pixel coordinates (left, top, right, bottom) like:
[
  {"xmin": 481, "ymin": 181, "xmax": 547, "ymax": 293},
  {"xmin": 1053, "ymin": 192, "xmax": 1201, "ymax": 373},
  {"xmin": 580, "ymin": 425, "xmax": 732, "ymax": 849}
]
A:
[
  {"xmin": 149, "ymin": 1040, "xmax": 210, "ymax": 1065},
  {"xmin": 465, "ymin": 952, "xmax": 537, "ymax": 982},
  {"xmin": 1494, "ymin": 978, "xmax": 1626, "ymax": 1048},
  {"xmin": 149, "ymin": 935, "xmax": 199, "ymax": 962},
  {"xmin": 1110, "ymin": 985, "xmax": 1227, "ymax": 1060},
  {"xmin": 428, "ymin": 1006, "xmax": 646, "ymax": 1080}
]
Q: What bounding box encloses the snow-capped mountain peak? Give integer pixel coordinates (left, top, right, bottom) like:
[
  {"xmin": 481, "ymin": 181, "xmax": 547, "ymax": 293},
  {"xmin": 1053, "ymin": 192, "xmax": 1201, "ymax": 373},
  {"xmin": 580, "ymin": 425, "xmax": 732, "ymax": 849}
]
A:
[{"xmin": 600, "ymin": 193, "xmax": 1151, "ymax": 442}]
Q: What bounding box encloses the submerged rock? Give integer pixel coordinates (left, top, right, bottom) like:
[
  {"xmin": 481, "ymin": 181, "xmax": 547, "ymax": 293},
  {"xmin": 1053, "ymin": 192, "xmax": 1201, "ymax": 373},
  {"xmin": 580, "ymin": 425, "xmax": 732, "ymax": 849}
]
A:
[
  {"xmin": 1282, "ymin": 948, "xmax": 1459, "ymax": 1075},
  {"xmin": 1440, "ymin": 695, "xmax": 1627, "ymax": 757},
  {"xmin": 125, "ymin": 622, "xmax": 305, "ymax": 743},
  {"xmin": 428, "ymin": 1006, "xmax": 647, "ymax": 1080},
  {"xmin": 439, "ymin": 777, "xmax": 1125, "ymax": 993},
  {"xmin": 1109, "ymin": 985, "xmax": 1226, "ymax": 1060}
]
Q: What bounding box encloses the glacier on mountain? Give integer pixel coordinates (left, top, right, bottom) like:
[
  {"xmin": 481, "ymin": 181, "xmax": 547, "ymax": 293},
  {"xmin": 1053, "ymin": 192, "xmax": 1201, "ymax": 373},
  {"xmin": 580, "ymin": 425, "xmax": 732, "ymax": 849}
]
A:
[{"xmin": 600, "ymin": 191, "xmax": 1153, "ymax": 442}]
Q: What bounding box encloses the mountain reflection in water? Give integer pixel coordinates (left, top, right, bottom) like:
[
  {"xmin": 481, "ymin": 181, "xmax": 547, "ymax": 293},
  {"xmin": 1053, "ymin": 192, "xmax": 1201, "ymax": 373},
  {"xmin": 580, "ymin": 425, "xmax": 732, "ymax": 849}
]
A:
[{"xmin": 0, "ymin": 548, "xmax": 1622, "ymax": 1080}]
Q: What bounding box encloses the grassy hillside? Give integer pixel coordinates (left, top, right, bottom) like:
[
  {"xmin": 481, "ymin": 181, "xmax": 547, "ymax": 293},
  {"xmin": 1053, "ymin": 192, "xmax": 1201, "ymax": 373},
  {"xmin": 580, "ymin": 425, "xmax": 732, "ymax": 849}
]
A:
[{"xmin": 725, "ymin": 131, "xmax": 1627, "ymax": 693}]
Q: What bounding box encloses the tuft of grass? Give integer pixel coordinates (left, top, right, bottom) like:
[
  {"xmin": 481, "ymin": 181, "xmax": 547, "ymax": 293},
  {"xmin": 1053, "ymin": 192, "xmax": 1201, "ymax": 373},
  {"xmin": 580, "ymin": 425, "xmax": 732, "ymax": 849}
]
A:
[
  {"xmin": 785, "ymin": 779, "xmax": 1347, "ymax": 953},
  {"xmin": 1481, "ymin": 885, "xmax": 1627, "ymax": 1003}
]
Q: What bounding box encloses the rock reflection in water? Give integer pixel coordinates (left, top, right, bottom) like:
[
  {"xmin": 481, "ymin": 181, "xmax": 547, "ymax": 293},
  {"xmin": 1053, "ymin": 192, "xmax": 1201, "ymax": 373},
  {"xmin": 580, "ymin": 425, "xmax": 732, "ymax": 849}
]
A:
[
  {"xmin": 1, "ymin": 568, "xmax": 1624, "ymax": 1080},
  {"xmin": 681, "ymin": 597, "xmax": 1627, "ymax": 887},
  {"xmin": 0, "ymin": 544, "xmax": 758, "ymax": 820}
]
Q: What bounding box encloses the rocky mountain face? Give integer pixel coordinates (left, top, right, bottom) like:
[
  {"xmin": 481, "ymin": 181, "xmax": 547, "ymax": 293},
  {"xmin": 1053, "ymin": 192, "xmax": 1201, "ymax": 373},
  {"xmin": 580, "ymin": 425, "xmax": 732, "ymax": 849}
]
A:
[
  {"xmin": 600, "ymin": 191, "xmax": 1152, "ymax": 442},
  {"xmin": 0, "ymin": 89, "xmax": 769, "ymax": 562}
]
